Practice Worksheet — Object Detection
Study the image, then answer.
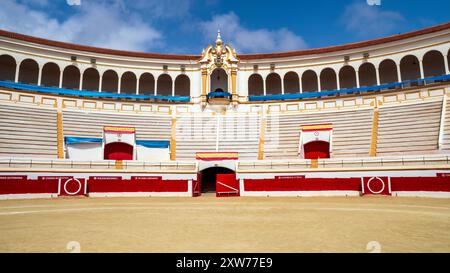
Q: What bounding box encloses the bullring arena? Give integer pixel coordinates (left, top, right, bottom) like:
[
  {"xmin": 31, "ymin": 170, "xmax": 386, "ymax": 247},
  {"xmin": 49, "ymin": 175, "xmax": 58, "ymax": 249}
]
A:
[{"xmin": 1, "ymin": 22, "xmax": 450, "ymax": 253}]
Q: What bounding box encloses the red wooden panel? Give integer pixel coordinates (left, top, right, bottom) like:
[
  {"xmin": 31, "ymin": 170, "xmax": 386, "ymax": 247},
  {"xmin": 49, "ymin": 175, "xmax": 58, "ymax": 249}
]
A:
[{"xmin": 216, "ymin": 173, "xmax": 239, "ymax": 197}]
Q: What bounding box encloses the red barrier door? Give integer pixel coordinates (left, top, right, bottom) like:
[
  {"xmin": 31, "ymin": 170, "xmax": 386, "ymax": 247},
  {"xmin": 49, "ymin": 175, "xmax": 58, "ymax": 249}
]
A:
[
  {"xmin": 362, "ymin": 177, "xmax": 391, "ymax": 196},
  {"xmin": 216, "ymin": 173, "xmax": 239, "ymax": 197},
  {"xmin": 58, "ymin": 178, "xmax": 87, "ymax": 196}
]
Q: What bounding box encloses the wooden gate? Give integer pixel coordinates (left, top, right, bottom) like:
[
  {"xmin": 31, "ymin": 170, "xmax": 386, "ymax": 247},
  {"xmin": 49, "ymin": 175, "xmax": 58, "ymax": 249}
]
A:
[{"xmin": 216, "ymin": 173, "xmax": 239, "ymax": 197}]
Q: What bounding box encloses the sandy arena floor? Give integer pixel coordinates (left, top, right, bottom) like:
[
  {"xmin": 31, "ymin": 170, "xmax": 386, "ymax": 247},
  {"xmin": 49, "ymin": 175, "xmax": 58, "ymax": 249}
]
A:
[{"xmin": 0, "ymin": 195, "xmax": 449, "ymax": 253}]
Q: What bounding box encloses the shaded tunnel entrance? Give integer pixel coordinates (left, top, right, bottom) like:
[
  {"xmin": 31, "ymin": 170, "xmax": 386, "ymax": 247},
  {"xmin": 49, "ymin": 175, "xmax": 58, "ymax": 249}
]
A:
[{"xmin": 199, "ymin": 167, "xmax": 235, "ymax": 193}]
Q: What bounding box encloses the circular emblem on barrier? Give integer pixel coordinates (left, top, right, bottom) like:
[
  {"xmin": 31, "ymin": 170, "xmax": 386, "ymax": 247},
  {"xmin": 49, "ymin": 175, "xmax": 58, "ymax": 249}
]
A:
[
  {"xmin": 367, "ymin": 177, "xmax": 385, "ymax": 194},
  {"xmin": 63, "ymin": 178, "xmax": 82, "ymax": 195},
  {"xmin": 314, "ymin": 131, "xmax": 319, "ymax": 136}
]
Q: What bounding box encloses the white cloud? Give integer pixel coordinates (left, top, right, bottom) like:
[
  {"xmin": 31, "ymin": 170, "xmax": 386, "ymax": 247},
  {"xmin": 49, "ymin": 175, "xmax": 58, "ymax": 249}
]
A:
[
  {"xmin": 340, "ymin": 2, "xmax": 406, "ymax": 38},
  {"xmin": 0, "ymin": 0, "xmax": 163, "ymax": 52},
  {"xmin": 199, "ymin": 12, "xmax": 307, "ymax": 53}
]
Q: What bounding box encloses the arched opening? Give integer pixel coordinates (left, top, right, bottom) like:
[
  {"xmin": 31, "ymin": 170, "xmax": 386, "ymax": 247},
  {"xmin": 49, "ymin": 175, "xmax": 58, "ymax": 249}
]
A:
[
  {"xmin": 82, "ymin": 68, "xmax": 100, "ymax": 91},
  {"xmin": 302, "ymin": 70, "xmax": 318, "ymax": 92},
  {"xmin": 447, "ymin": 49, "xmax": 450, "ymax": 74},
  {"xmin": 339, "ymin": 66, "xmax": 357, "ymax": 89},
  {"xmin": 303, "ymin": 141, "xmax": 330, "ymax": 159},
  {"xmin": 320, "ymin": 68, "xmax": 337, "ymax": 91},
  {"xmin": 248, "ymin": 74, "xmax": 264, "ymax": 96},
  {"xmin": 283, "ymin": 72, "xmax": 300, "ymax": 94},
  {"xmin": 139, "ymin": 73, "xmax": 155, "ymax": 95},
  {"xmin": 422, "ymin": 50, "xmax": 446, "ymax": 77},
  {"xmin": 199, "ymin": 167, "xmax": 235, "ymax": 193},
  {"xmin": 266, "ymin": 73, "xmax": 281, "ymax": 94},
  {"xmin": 210, "ymin": 68, "xmax": 228, "ymax": 92},
  {"xmin": 175, "ymin": 74, "xmax": 190, "ymax": 96},
  {"xmin": 120, "ymin": 71, "xmax": 137, "ymax": 94},
  {"xmin": 18, "ymin": 59, "xmax": 39, "ymax": 84},
  {"xmin": 0, "ymin": 55, "xmax": 16, "ymax": 81},
  {"xmin": 379, "ymin": 59, "xmax": 398, "ymax": 84},
  {"xmin": 102, "ymin": 70, "xmax": 118, "ymax": 93},
  {"xmin": 62, "ymin": 65, "xmax": 80, "ymax": 89},
  {"xmin": 400, "ymin": 55, "xmax": 421, "ymax": 81},
  {"xmin": 157, "ymin": 74, "xmax": 172, "ymax": 96},
  {"xmin": 359, "ymin": 62, "xmax": 377, "ymax": 87},
  {"xmin": 104, "ymin": 142, "xmax": 133, "ymax": 160},
  {"xmin": 41, "ymin": 62, "xmax": 60, "ymax": 87}
]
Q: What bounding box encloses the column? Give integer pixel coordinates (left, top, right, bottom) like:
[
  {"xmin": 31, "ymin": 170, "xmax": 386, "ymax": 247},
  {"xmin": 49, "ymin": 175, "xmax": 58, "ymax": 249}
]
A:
[
  {"xmin": 79, "ymin": 72, "xmax": 83, "ymax": 90},
  {"xmin": 98, "ymin": 74, "xmax": 103, "ymax": 92},
  {"xmin": 59, "ymin": 71, "xmax": 63, "ymax": 88},
  {"xmin": 445, "ymin": 55, "xmax": 450, "ymax": 75},
  {"xmin": 317, "ymin": 76, "xmax": 321, "ymax": 92},
  {"xmin": 281, "ymin": 76, "xmax": 285, "ymax": 94},
  {"xmin": 263, "ymin": 77, "xmax": 267, "ymax": 95},
  {"xmin": 396, "ymin": 64, "xmax": 402, "ymax": 82},
  {"xmin": 136, "ymin": 75, "xmax": 140, "ymax": 95},
  {"xmin": 117, "ymin": 75, "xmax": 122, "ymax": 94},
  {"xmin": 375, "ymin": 67, "xmax": 381, "ymax": 85},
  {"xmin": 419, "ymin": 59, "xmax": 425, "ymax": 79},
  {"xmin": 299, "ymin": 76, "xmax": 303, "ymax": 93},
  {"xmin": 336, "ymin": 75, "xmax": 341, "ymax": 90},
  {"xmin": 154, "ymin": 77, "xmax": 158, "ymax": 95},
  {"xmin": 355, "ymin": 70, "xmax": 360, "ymax": 88},
  {"xmin": 37, "ymin": 67, "xmax": 42, "ymax": 86},
  {"xmin": 14, "ymin": 64, "xmax": 20, "ymax": 82},
  {"xmin": 172, "ymin": 78, "xmax": 175, "ymax": 96}
]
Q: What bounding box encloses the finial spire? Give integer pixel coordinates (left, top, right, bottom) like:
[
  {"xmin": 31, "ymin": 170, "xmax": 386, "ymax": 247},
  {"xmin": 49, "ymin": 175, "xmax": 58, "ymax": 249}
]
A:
[{"xmin": 216, "ymin": 29, "xmax": 222, "ymax": 45}]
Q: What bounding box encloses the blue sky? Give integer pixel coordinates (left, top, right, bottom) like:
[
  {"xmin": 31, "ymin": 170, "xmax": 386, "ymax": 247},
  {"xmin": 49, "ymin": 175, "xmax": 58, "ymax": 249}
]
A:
[{"xmin": 0, "ymin": 0, "xmax": 449, "ymax": 54}]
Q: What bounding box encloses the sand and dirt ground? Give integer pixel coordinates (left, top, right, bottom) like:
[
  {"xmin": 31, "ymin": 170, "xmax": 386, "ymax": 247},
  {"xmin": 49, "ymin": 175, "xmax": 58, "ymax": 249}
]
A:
[{"xmin": 0, "ymin": 195, "xmax": 449, "ymax": 252}]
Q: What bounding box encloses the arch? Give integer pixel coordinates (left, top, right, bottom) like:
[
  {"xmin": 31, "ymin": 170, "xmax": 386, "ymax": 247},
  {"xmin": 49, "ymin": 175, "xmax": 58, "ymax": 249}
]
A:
[
  {"xmin": 102, "ymin": 70, "xmax": 118, "ymax": 92},
  {"xmin": 139, "ymin": 73, "xmax": 155, "ymax": 95},
  {"xmin": 400, "ymin": 55, "xmax": 421, "ymax": 81},
  {"xmin": 422, "ymin": 50, "xmax": 446, "ymax": 77},
  {"xmin": 0, "ymin": 55, "xmax": 16, "ymax": 81},
  {"xmin": 210, "ymin": 68, "xmax": 228, "ymax": 92},
  {"xmin": 320, "ymin": 68, "xmax": 337, "ymax": 91},
  {"xmin": 104, "ymin": 142, "xmax": 133, "ymax": 160},
  {"xmin": 248, "ymin": 74, "xmax": 264, "ymax": 96},
  {"xmin": 62, "ymin": 65, "xmax": 80, "ymax": 89},
  {"xmin": 303, "ymin": 141, "xmax": 330, "ymax": 159},
  {"xmin": 174, "ymin": 74, "xmax": 190, "ymax": 96},
  {"xmin": 447, "ymin": 48, "xmax": 450, "ymax": 73},
  {"xmin": 283, "ymin": 72, "xmax": 300, "ymax": 94},
  {"xmin": 339, "ymin": 66, "xmax": 357, "ymax": 89},
  {"xmin": 266, "ymin": 73, "xmax": 281, "ymax": 94},
  {"xmin": 41, "ymin": 62, "xmax": 60, "ymax": 87},
  {"xmin": 120, "ymin": 71, "xmax": 137, "ymax": 94},
  {"xmin": 199, "ymin": 166, "xmax": 235, "ymax": 193},
  {"xmin": 379, "ymin": 59, "xmax": 398, "ymax": 84},
  {"xmin": 157, "ymin": 74, "xmax": 172, "ymax": 96},
  {"xmin": 82, "ymin": 68, "xmax": 100, "ymax": 91},
  {"xmin": 358, "ymin": 62, "xmax": 377, "ymax": 87},
  {"xmin": 18, "ymin": 59, "xmax": 39, "ymax": 84},
  {"xmin": 302, "ymin": 70, "xmax": 318, "ymax": 92}
]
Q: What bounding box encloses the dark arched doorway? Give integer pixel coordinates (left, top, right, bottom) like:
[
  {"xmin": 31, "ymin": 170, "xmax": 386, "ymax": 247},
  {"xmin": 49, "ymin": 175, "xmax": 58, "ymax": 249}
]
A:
[
  {"xmin": 104, "ymin": 142, "xmax": 133, "ymax": 160},
  {"xmin": 199, "ymin": 167, "xmax": 235, "ymax": 193},
  {"xmin": 210, "ymin": 68, "xmax": 228, "ymax": 92},
  {"xmin": 303, "ymin": 141, "xmax": 330, "ymax": 159}
]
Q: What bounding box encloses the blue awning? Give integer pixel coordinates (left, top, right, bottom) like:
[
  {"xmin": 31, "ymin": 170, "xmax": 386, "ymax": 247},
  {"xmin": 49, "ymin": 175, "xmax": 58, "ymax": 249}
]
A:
[
  {"xmin": 136, "ymin": 140, "xmax": 170, "ymax": 148},
  {"xmin": 0, "ymin": 80, "xmax": 190, "ymax": 102},
  {"xmin": 65, "ymin": 137, "xmax": 102, "ymax": 145},
  {"xmin": 207, "ymin": 91, "xmax": 231, "ymax": 98},
  {"xmin": 248, "ymin": 74, "xmax": 450, "ymax": 102}
]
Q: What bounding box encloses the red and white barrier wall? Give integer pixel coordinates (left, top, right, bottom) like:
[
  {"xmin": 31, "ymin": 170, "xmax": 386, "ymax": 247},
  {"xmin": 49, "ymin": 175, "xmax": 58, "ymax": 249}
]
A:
[
  {"xmin": 237, "ymin": 170, "xmax": 450, "ymax": 198},
  {"xmin": 0, "ymin": 173, "xmax": 195, "ymax": 199}
]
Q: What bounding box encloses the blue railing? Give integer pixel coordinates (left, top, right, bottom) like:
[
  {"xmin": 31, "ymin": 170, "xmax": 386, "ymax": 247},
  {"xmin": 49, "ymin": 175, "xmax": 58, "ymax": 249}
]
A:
[
  {"xmin": 0, "ymin": 80, "xmax": 191, "ymax": 102},
  {"xmin": 248, "ymin": 74, "xmax": 450, "ymax": 102},
  {"xmin": 207, "ymin": 91, "xmax": 232, "ymax": 98}
]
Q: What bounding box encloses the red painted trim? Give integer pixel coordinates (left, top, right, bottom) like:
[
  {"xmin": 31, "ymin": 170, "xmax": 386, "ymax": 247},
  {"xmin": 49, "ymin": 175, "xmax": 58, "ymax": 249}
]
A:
[{"xmin": 1, "ymin": 22, "xmax": 449, "ymax": 60}]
